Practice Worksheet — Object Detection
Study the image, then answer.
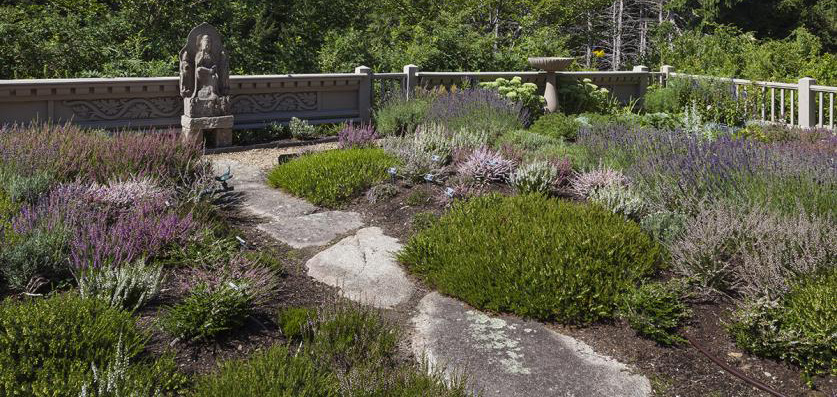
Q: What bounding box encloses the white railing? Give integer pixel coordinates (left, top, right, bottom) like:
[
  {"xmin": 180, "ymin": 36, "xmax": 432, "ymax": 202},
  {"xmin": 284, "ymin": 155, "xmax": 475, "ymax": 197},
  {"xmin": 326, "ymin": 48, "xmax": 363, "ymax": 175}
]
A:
[{"xmin": 664, "ymin": 67, "xmax": 835, "ymax": 129}]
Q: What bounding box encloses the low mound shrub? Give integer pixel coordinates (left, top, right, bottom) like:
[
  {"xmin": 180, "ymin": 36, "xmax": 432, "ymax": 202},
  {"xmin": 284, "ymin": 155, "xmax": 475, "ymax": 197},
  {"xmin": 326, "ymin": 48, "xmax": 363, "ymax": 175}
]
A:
[
  {"xmin": 267, "ymin": 149, "xmax": 398, "ymax": 207},
  {"xmin": 399, "ymin": 194, "xmax": 662, "ymax": 324},
  {"xmin": 192, "ymin": 344, "xmax": 339, "ymax": 396},
  {"xmin": 620, "ymin": 280, "xmax": 691, "ymax": 346},
  {"xmin": 728, "ymin": 269, "xmax": 836, "ymax": 384},
  {"xmin": 159, "ymin": 283, "xmax": 251, "ymax": 342},
  {"xmin": 528, "ymin": 112, "xmax": 581, "ymax": 141},
  {"xmin": 200, "ymin": 302, "xmax": 467, "ymax": 396},
  {"xmin": 0, "ymin": 293, "xmax": 149, "ymax": 395}
]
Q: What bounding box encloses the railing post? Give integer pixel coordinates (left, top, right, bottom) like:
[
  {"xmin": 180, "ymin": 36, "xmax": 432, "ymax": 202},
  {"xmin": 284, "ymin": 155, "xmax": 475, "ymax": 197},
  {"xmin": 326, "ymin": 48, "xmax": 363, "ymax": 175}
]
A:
[
  {"xmin": 355, "ymin": 66, "xmax": 372, "ymax": 124},
  {"xmin": 798, "ymin": 77, "xmax": 816, "ymax": 128},
  {"xmin": 660, "ymin": 65, "xmax": 675, "ymax": 87},
  {"xmin": 403, "ymin": 64, "xmax": 419, "ymax": 99},
  {"xmin": 633, "ymin": 65, "xmax": 649, "ymax": 108}
]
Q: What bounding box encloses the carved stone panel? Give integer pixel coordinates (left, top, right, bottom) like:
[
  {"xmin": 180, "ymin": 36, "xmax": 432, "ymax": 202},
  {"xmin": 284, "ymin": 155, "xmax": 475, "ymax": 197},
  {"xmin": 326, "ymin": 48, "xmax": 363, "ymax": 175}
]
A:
[
  {"xmin": 64, "ymin": 97, "xmax": 182, "ymax": 121},
  {"xmin": 231, "ymin": 92, "xmax": 318, "ymax": 114}
]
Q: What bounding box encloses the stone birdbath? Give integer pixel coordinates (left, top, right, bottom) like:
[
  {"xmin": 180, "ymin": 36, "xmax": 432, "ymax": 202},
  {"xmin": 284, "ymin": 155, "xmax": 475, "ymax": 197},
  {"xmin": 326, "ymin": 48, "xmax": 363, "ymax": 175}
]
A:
[{"xmin": 528, "ymin": 57, "xmax": 575, "ymax": 113}]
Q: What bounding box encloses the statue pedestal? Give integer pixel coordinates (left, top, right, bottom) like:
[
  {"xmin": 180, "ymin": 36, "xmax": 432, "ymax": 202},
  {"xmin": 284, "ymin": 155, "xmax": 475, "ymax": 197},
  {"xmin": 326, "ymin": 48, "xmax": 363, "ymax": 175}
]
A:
[{"xmin": 181, "ymin": 115, "xmax": 234, "ymax": 147}]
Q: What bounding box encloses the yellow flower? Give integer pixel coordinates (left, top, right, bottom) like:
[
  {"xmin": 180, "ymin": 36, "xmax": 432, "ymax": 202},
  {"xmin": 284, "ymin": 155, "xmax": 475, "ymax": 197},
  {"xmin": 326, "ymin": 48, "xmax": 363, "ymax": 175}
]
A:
[{"xmin": 593, "ymin": 49, "xmax": 605, "ymax": 58}]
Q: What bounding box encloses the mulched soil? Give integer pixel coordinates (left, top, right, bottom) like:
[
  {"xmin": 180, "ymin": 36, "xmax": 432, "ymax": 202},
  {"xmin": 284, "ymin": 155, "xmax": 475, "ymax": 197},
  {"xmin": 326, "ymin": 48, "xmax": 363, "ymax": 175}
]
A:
[{"xmin": 135, "ymin": 158, "xmax": 833, "ymax": 396}]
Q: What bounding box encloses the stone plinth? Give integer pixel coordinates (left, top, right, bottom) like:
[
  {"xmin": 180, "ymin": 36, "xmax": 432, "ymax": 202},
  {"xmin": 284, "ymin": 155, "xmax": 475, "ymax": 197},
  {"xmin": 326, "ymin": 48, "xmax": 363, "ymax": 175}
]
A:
[{"xmin": 181, "ymin": 114, "xmax": 233, "ymax": 147}]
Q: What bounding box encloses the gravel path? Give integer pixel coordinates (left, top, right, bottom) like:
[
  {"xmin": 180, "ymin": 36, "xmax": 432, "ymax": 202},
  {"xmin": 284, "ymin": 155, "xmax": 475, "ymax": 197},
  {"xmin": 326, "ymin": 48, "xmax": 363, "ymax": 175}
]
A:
[{"xmin": 206, "ymin": 142, "xmax": 338, "ymax": 171}]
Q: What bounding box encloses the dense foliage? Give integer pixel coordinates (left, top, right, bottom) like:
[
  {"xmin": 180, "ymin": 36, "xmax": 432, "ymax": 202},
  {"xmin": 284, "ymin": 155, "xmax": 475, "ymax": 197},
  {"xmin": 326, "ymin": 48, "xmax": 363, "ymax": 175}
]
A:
[
  {"xmin": 399, "ymin": 194, "xmax": 661, "ymax": 324},
  {"xmin": 267, "ymin": 148, "xmax": 399, "ymax": 207},
  {"xmin": 728, "ymin": 269, "xmax": 836, "ymax": 384},
  {"xmin": 0, "ymin": 294, "xmax": 149, "ymax": 395},
  {"xmin": 2, "ymin": 0, "xmax": 831, "ymax": 85},
  {"xmin": 620, "ymin": 280, "xmax": 691, "ymax": 346},
  {"xmin": 195, "ymin": 303, "xmax": 467, "ymax": 396}
]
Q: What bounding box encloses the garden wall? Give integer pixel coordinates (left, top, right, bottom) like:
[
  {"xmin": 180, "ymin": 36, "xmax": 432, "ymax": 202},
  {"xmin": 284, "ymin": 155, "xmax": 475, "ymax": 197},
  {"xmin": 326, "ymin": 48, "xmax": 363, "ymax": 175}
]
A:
[
  {"xmin": 0, "ymin": 66, "xmax": 653, "ymax": 131},
  {"xmin": 0, "ymin": 73, "xmax": 368, "ymax": 130}
]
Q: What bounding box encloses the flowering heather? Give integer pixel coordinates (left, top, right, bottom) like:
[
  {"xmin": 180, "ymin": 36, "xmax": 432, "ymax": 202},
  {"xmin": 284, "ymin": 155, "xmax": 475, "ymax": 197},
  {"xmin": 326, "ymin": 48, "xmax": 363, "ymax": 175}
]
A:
[
  {"xmin": 670, "ymin": 201, "xmax": 836, "ymax": 299},
  {"xmin": 457, "ymin": 147, "xmax": 515, "ymax": 184},
  {"xmin": 578, "ymin": 126, "xmax": 837, "ymax": 215},
  {"xmin": 510, "ymin": 161, "xmax": 562, "ymax": 194},
  {"xmin": 179, "ymin": 254, "xmax": 279, "ymax": 308},
  {"xmin": 13, "ymin": 183, "xmax": 196, "ymax": 271},
  {"xmin": 338, "ymin": 123, "xmax": 379, "ymax": 149},
  {"xmin": 83, "ymin": 177, "xmax": 171, "ymax": 208},
  {"xmin": 0, "ymin": 123, "xmax": 206, "ymax": 186},
  {"xmin": 570, "ymin": 166, "xmax": 628, "ymax": 198}
]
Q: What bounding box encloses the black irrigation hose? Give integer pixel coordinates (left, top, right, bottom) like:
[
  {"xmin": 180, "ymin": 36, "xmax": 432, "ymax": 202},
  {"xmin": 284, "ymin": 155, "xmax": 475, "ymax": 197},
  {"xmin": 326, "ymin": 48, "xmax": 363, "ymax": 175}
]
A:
[{"xmin": 686, "ymin": 335, "xmax": 788, "ymax": 397}]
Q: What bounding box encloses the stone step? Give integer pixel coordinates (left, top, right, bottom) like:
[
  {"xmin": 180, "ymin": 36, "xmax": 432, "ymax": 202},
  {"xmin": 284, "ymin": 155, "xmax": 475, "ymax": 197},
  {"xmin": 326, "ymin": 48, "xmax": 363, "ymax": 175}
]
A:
[
  {"xmin": 304, "ymin": 227, "xmax": 416, "ymax": 309},
  {"xmin": 411, "ymin": 292, "xmax": 652, "ymax": 397}
]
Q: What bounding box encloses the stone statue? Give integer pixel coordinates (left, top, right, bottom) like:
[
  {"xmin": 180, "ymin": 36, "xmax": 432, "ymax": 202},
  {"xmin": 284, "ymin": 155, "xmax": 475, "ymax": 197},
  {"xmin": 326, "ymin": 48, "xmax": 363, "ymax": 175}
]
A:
[{"xmin": 179, "ymin": 23, "xmax": 233, "ymax": 146}]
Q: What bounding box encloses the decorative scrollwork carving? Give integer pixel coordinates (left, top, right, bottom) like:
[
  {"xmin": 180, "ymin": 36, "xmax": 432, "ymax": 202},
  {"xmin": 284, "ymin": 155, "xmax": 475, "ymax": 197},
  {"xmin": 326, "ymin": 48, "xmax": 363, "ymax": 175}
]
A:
[
  {"xmin": 231, "ymin": 92, "xmax": 317, "ymax": 114},
  {"xmin": 65, "ymin": 97, "xmax": 182, "ymax": 121}
]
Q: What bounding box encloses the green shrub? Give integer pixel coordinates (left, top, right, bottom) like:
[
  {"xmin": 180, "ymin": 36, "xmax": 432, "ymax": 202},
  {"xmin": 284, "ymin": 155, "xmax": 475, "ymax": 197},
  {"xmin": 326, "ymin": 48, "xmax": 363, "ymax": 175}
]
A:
[
  {"xmin": 528, "ymin": 112, "xmax": 581, "ymax": 141},
  {"xmin": 267, "ymin": 149, "xmax": 399, "ymax": 208},
  {"xmin": 557, "ymin": 78, "xmax": 617, "ymax": 114},
  {"xmin": 399, "ymin": 194, "xmax": 662, "ymax": 323},
  {"xmin": 302, "ymin": 303, "xmax": 467, "ymax": 396},
  {"xmin": 374, "ymin": 96, "xmax": 429, "ymax": 137},
  {"xmin": 278, "ymin": 306, "xmax": 318, "ymax": 341},
  {"xmin": 0, "ymin": 293, "xmax": 148, "ymax": 395},
  {"xmin": 289, "ymin": 117, "xmax": 318, "ymax": 140},
  {"xmin": 642, "ymin": 84, "xmax": 686, "ymax": 115},
  {"xmin": 640, "ymin": 210, "xmax": 688, "ymax": 245},
  {"xmin": 495, "ymin": 130, "xmax": 559, "ymax": 152},
  {"xmin": 620, "ymin": 280, "xmax": 691, "ymax": 346},
  {"xmin": 192, "ymin": 344, "xmax": 339, "ymax": 397},
  {"xmin": 411, "ymin": 211, "xmax": 439, "ymax": 231},
  {"xmin": 527, "ymin": 142, "xmax": 593, "ymax": 171},
  {"xmin": 3, "ymin": 169, "xmax": 55, "ymax": 204},
  {"xmin": 81, "ymin": 351, "xmax": 187, "ymax": 397},
  {"xmin": 159, "ymin": 284, "xmax": 251, "ymax": 342},
  {"xmin": 156, "ymin": 227, "xmax": 240, "ymax": 268},
  {"xmin": 728, "ymin": 269, "xmax": 836, "ymax": 384},
  {"xmin": 479, "ymin": 76, "xmax": 545, "ymax": 120},
  {"xmin": 0, "ymin": 226, "xmax": 70, "ymax": 291}
]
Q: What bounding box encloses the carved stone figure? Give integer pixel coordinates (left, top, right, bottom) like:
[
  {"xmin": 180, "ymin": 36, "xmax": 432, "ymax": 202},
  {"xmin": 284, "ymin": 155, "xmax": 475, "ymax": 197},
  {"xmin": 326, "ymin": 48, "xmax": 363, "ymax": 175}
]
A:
[{"xmin": 179, "ymin": 23, "xmax": 233, "ymax": 146}]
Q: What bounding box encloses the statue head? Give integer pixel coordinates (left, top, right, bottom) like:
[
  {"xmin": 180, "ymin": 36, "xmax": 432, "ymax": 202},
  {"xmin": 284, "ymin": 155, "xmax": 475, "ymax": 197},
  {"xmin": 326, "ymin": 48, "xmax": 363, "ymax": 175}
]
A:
[{"xmin": 198, "ymin": 34, "xmax": 212, "ymax": 53}]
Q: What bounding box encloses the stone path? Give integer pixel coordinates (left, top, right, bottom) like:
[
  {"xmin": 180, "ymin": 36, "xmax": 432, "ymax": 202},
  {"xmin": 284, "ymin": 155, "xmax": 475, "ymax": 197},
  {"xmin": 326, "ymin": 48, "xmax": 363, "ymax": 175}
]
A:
[
  {"xmin": 306, "ymin": 227, "xmax": 414, "ymax": 309},
  {"xmin": 210, "ymin": 157, "xmax": 651, "ymax": 397},
  {"xmin": 412, "ymin": 293, "xmax": 652, "ymax": 397},
  {"xmin": 212, "ymin": 159, "xmax": 363, "ymax": 248}
]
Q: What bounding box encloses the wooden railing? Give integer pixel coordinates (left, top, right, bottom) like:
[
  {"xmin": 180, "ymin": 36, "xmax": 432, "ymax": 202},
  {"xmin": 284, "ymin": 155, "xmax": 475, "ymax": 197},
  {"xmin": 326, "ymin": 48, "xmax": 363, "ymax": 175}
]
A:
[{"xmin": 664, "ymin": 68, "xmax": 836, "ymax": 129}]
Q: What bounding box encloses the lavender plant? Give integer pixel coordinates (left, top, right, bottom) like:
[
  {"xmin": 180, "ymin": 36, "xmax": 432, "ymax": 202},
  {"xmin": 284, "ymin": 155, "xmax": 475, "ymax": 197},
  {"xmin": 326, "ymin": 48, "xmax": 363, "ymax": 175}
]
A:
[
  {"xmin": 426, "ymin": 88, "xmax": 524, "ymax": 137},
  {"xmin": 578, "ymin": 126, "xmax": 836, "ymax": 216}
]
